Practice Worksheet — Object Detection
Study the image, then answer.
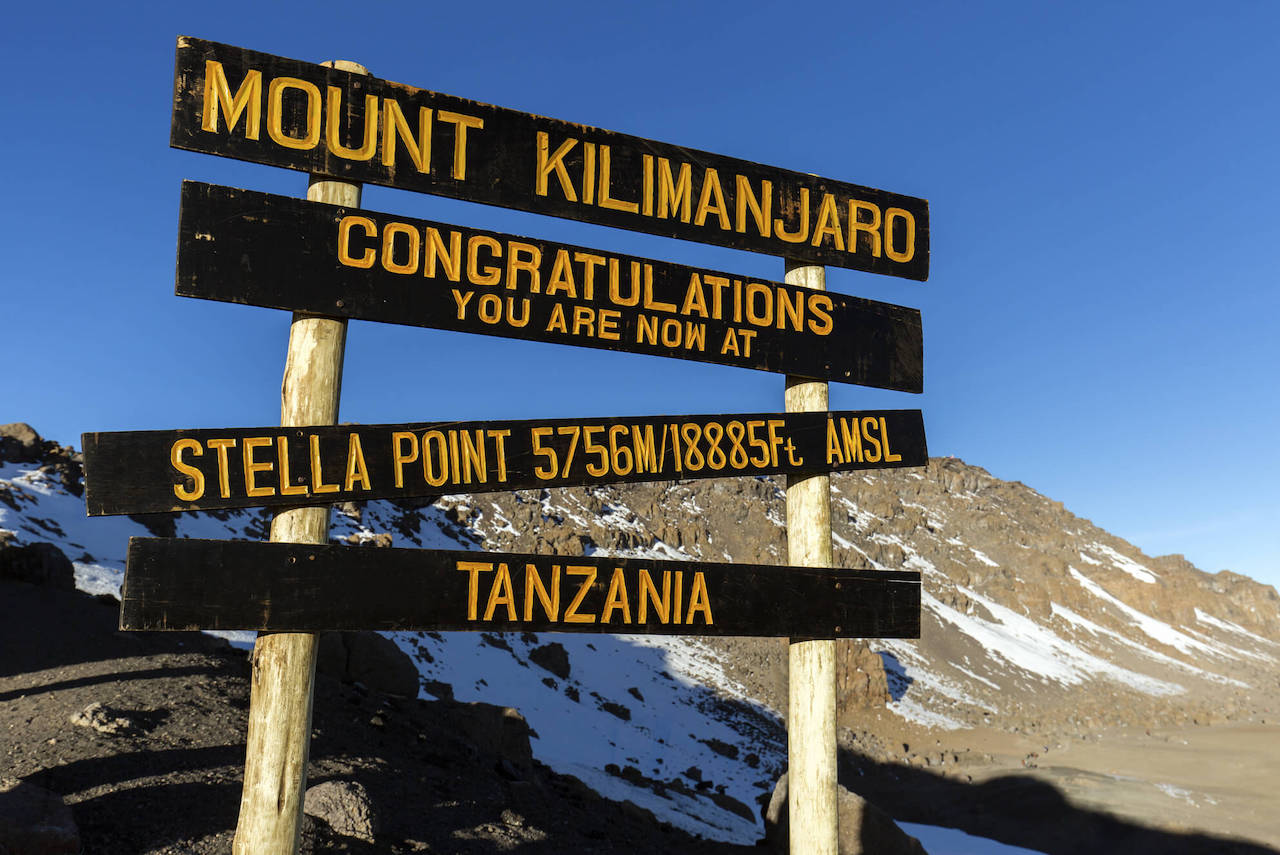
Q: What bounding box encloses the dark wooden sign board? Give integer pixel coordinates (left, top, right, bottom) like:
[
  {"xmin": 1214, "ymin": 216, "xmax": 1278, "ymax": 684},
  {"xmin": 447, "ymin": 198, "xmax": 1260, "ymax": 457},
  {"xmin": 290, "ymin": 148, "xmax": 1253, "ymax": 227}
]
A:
[
  {"xmin": 172, "ymin": 37, "xmax": 929, "ymax": 279},
  {"xmin": 177, "ymin": 182, "xmax": 924, "ymax": 391},
  {"xmin": 122, "ymin": 537, "xmax": 921, "ymax": 638},
  {"xmin": 82, "ymin": 409, "xmax": 926, "ymax": 516}
]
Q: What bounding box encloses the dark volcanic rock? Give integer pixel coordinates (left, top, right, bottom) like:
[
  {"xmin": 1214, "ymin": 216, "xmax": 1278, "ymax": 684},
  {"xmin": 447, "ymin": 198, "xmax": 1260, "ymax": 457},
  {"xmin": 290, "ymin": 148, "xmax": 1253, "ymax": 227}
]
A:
[
  {"xmin": 529, "ymin": 641, "xmax": 572, "ymax": 679},
  {"xmin": 304, "ymin": 779, "xmax": 379, "ymax": 843},
  {"xmin": 318, "ymin": 630, "xmax": 420, "ymax": 698},
  {"xmin": 0, "ymin": 777, "xmax": 80, "ymax": 855},
  {"xmin": 0, "ymin": 541, "xmax": 74, "ymax": 589},
  {"xmin": 0, "ymin": 422, "xmax": 42, "ymax": 462},
  {"xmin": 0, "ymin": 578, "xmax": 750, "ymax": 854},
  {"xmin": 764, "ymin": 772, "xmax": 926, "ymax": 855}
]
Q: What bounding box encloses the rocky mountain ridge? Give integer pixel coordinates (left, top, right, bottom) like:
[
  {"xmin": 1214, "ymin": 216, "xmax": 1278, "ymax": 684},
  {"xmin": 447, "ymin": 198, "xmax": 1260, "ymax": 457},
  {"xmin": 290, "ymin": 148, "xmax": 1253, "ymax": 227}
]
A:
[{"xmin": 3, "ymin": 421, "xmax": 1278, "ymax": 852}]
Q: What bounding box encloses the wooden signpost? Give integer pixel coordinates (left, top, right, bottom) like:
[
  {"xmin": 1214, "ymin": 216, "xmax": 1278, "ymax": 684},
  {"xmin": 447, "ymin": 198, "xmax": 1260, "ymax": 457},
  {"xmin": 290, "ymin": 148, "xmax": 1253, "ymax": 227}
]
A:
[
  {"xmin": 121, "ymin": 538, "xmax": 921, "ymax": 638},
  {"xmin": 83, "ymin": 409, "xmax": 926, "ymax": 515},
  {"xmin": 79, "ymin": 35, "xmax": 934, "ymax": 854},
  {"xmin": 175, "ymin": 181, "xmax": 923, "ymax": 391},
  {"xmin": 172, "ymin": 37, "xmax": 929, "ymax": 279}
]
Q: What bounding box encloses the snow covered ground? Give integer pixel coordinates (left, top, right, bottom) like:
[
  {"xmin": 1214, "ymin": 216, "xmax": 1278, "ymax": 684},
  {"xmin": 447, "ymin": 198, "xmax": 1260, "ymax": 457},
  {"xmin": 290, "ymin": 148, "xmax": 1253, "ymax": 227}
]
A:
[{"xmin": 900, "ymin": 823, "xmax": 1048, "ymax": 854}]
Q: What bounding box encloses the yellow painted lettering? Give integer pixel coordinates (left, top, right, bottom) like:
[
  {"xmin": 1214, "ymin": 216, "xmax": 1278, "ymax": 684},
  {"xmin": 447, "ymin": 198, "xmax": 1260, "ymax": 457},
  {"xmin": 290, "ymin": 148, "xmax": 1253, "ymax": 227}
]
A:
[
  {"xmin": 277, "ymin": 436, "xmax": 307, "ymax": 496},
  {"xmin": 680, "ymin": 273, "xmax": 709, "ymax": 317},
  {"xmin": 657, "ymin": 157, "xmax": 692, "ymax": 221},
  {"xmin": 673, "ymin": 570, "xmax": 684, "ymax": 624},
  {"xmin": 381, "ymin": 221, "xmax": 420, "ymax": 275},
  {"xmin": 242, "ymin": 436, "xmax": 275, "ymax": 498},
  {"xmin": 597, "ymin": 307, "xmax": 621, "ymax": 340},
  {"xmin": 774, "ymin": 187, "xmax": 810, "ymax": 243},
  {"xmin": 535, "ymin": 132, "xmax": 578, "ymax": 200},
  {"xmin": 597, "ymin": 145, "xmax": 639, "ymax": 213},
  {"xmin": 841, "ymin": 418, "xmax": 864, "ymax": 463},
  {"xmin": 848, "ymin": 200, "xmax": 882, "ymax": 257},
  {"xmin": 632, "ymin": 424, "xmax": 657, "ymax": 474},
  {"xmin": 267, "ymin": 76, "xmax": 321, "ymax": 150},
  {"xmin": 436, "ymin": 111, "xmax": 484, "ymax": 180},
  {"xmin": 424, "ymin": 228, "xmax": 462, "ymax": 280},
  {"xmin": 451, "ymin": 288, "xmax": 474, "ymax": 319},
  {"xmin": 421, "ymin": 430, "xmax": 450, "ymax": 487},
  {"xmin": 745, "ymin": 282, "xmax": 773, "ymax": 327},
  {"xmin": 380, "ymin": 99, "xmax": 431, "ymax": 172},
  {"xmin": 564, "ymin": 566, "xmax": 597, "ymax": 623},
  {"xmin": 638, "ymin": 569, "xmax": 670, "ymax": 623},
  {"xmin": 201, "ymin": 61, "xmax": 261, "ymax": 139},
  {"xmin": 734, "ymin": 175, "xmax": 771, "ymax": 237},
  {"xmin": 582, "ymin": 141, "xmax": 596, "ymax": 204},
  {"xmin": 326, "ymin": 86, "xmax": 378, "ymax": 161},
  {"xmin": 685, "ymin": 571, "xmax": 713, "ymax": 624},
  {"xmin": 523, "ymin": 563, "xmax": 560, "ymax": 621},
  {"xmin": 309, "ymin": 434, "xmax": 340, "ymax": 493},
  {"xmin": 694, "ymin": 167, "xmax": 730, "ymax": 229},
  {"xmin": 466, "ymin": 235, "xmax": 502, "ymax": 286},
  {"xmin": 776, "ymin": 287, "xmax": 803, "ymax": 331},
  {"xmin": 457, "ymin": 561, "xmax": 493, "ymax": 620},
  {"xmin": 545, "ymin": 250, "xmax": 578, "ymax": 297},
  {"xmin": 338, "ymin": 215, "xmax": 376, "ymax": 268},
  {"xmin": 879, "ymin": 417, "xmax": 903, "ymax": 463},
  {"xmin": 576, "ymin": 252, "xmax": 605, "ymax": 301},
  {"xmin": 601, "ymin": 568, "xmax": 632, "ymax": 624},
  {"xmin": 636, "ymin": 314, "xmax": 659, "ymax": 345},
  {"xmin": 826, "ymin": 418, "xmax": 845, "ymax": 465},
  {"xmin": 884, "ymin": 208, "xmax": 916, "ymax": 263},
  {"xmin": 206, "ymin": 438, "xmax": 236, "ymax": 499},
  {"xmin": 391, "ymin": 431, "xmax": 418, "ymax": 488},
  {"xmin": 719, "ymin": 327, "xmax": 740, "ymax": 356},
  {"xmin": 860, "ymin": 416, "xmax": 883, "ymax": 463},
  {"xmin": 807, "ymin": 293, "xmax": 834, "ymax": 335},
  {"xmin": 170, "ymin": 439, "xmax": 205, "ymax": 502},
  {"xmin": 810, "ymin": 192, "xmax": 845, "ymax": 250},
  {"xmin": 506, "ymin": 241, "xmax": 542, "ymax": 293},
  {"xmin": 344, "ymin": 433, "xmax": 371, "ymax": 491},
  {"xmin": 545, "ymin": 303, "xmax": 568, "ymax": 334},
  {"xmin": 483, "ymin": 563, "xmax": 517, "ymax": 621},
  {"xmin": 488, "ymin": 430, "xmax": 510, "ymax": 482}
]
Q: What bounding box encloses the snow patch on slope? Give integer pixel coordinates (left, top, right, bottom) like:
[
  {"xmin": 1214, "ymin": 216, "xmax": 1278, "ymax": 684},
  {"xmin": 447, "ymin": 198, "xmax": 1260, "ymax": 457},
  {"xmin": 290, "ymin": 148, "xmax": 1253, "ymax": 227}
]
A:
[
  {"xmin": 1195, "ymin": 608, "xmax": 1280, "ymax": 651},
  {"xmin": 1084, "ymin": 543, "xmax": 1157, "ymax": 583},
  {"xmin": 924, "ymin": 588, "xmax": 1183, "ymax": 696},
  {"xmin": 1068, "ymin": 567, "xmax": 1241, "ymax": 661}
]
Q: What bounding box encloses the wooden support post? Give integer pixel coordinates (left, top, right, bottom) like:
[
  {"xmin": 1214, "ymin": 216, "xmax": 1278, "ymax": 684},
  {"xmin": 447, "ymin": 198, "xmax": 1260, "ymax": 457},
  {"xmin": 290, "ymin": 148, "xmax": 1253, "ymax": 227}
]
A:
[
  {"xmin": 784, "ymin": 259, "xmax": 839, "ymax": 854},
  {"xmin": 231, "ymin": 60, "xmax": 367, "ymax": 855}
]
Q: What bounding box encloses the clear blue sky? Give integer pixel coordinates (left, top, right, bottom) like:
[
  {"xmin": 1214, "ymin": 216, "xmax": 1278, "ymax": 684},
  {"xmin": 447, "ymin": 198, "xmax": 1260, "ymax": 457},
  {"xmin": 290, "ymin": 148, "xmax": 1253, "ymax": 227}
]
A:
[{"xmin": 3, "ymin": 2, "xmax": 1276, "ymax": 588}]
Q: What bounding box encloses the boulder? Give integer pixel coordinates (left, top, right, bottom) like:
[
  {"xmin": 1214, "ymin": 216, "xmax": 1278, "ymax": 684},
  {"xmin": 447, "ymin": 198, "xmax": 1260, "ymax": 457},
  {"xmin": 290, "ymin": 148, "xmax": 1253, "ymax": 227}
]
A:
[
  {"xmin": 441, "ymin": 701, "xmax": 535, "ymax": 777},
  {"xmin": 836, "ymin": 640, "xmax": 891, "ymax": 722},
  {"xmin": 0, "ymin": 542, "xmax": 75, "ymax": 590},
  {"xmin": 303, "ymin": 779, "xmax": 378, "ymax": 843},
  {"xmin": 69, "ymin": 702, "xmax": 135, "ymax": 735},
  {"xmin": 316, "ymin": 631, "xmax": 419, "ymax": 698},
  {"xmin": 528, "ymin": 641, "xmax": 571, "ymax": 679},
  {"xmin": 764, "ymin": 772, "xmax": 928, "ymax": 855},
  {"xmin": 0, "ymin": 423, "xmax": 42, "ymax": 462},
  {"xmin": 0, "ymin": 777, "xmax": 80, "ymax": 855}
]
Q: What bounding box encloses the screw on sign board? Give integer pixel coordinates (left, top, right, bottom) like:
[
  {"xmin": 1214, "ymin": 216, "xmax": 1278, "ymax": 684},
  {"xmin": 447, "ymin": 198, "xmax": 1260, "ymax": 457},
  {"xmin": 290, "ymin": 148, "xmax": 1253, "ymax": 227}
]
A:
[
  {"xmin": 82, "ymin": 409, "xmax": 926, "ymax": 515},
  {"xmin": 120, "ymin": 538, "xmax": 922, "ymax": 639},
  {"xmin": 171, "ymin": 37, "xmax": 929, "ymax": 280},
  {"xmin": 175, "ymin": 181, "xmax": 924, "ymax": 391}
]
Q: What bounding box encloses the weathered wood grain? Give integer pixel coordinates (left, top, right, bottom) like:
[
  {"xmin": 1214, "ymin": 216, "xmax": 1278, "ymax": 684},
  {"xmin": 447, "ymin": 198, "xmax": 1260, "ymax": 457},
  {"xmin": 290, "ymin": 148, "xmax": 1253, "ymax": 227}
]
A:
[
  {"xmin": 82, "ymin": 409, "xmax": 927, "ymax": 515},
  {"xmin": 783, "ymin": 259, "xmax": 839, "ymax": 854},
  {"xmin": 120, "ymin": 538, "xmax": 922, "ymax": 639},
  {"xmin": 175, "ymin": 181, "xmax": 925, "ymax": 391},
  {"xmin": 172, "ymin": 36, "xmax": 929, "ymax": 279}
]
